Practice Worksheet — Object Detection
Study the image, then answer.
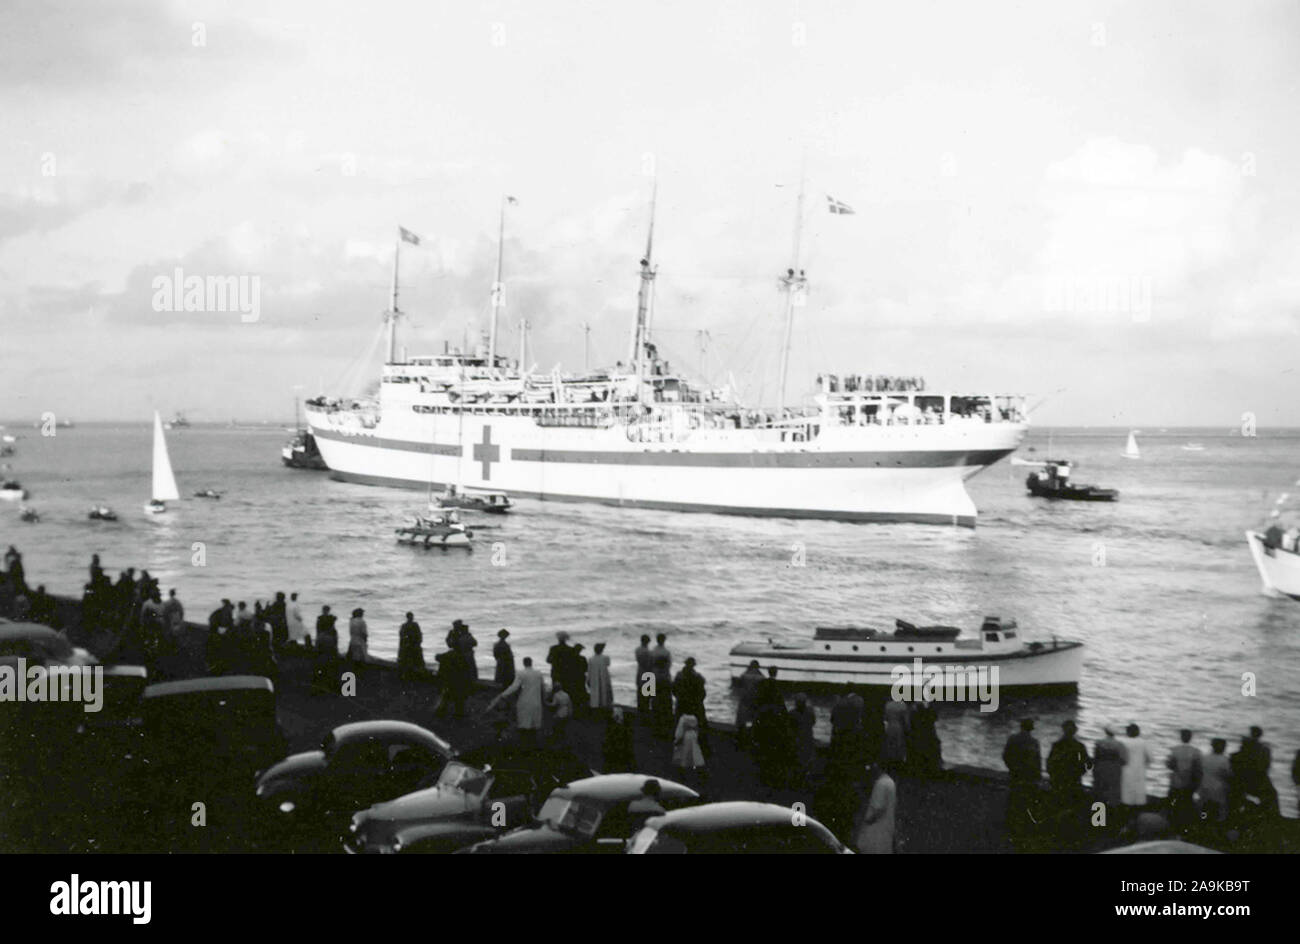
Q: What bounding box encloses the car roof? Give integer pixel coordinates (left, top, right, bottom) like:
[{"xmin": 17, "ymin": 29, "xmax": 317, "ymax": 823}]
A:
[
  {"xmin": 556, "ymin": 774, "xmax": 699, "ymax": 804},
  {"xmin": 643, "ymin": 801, "xmax": 813, "ymax": 834},
  {"xmin": 0, "ymin": 621, "xmax": 73, "ymax": 650},
  {"xmin": 143, "ymin": 675, "xmax": 274, "ymax": 699},
  {"xmin": 329, "ymin": 720, "xmax": 454, "ymax": 756}
]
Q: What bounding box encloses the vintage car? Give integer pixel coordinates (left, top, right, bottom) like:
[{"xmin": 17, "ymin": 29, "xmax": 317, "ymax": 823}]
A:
[
  {"xmin": 345, "ymin": 749, "xmax": 593, "ymax": 854},
  {"xmin": 0, "ymin": 620, "xmax": 97, "ymax": 667},
  {"xmin": 459, "ymin": 774, "xmax": 702, "ymax": 855},
  {"xmin": 141, "ymin": 676, "xmax": 286, "ymax": 783},
  {"xmin": 255, "ymin": 720, "xmax": 455, "ymax": 829},
  {"xmin": 626, "ymin": 801, "xmax": 853, "ymax": 854}
]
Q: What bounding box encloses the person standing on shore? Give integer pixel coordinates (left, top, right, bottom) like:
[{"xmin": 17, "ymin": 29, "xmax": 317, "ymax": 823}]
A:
[
  {"xmin": 882, "ymin": 698, "xmax": 911, "ymax": 768},
  {"xmin": 1002, "ymin": 719, "xmax": 1042, "ymax": 838},
  {"xmin": 287, "ymin": 592, "xmax": 306, "ymax": 646},
  {"xmin": 347, "ymin": 608, "xmax": 368, "ymax": 664},
  {"xmin": 1231, "ymin": 726, "xmax": 1279, "ymax": 816},
  {"xmin": 1047, "ymin": 720, "xmax": 1091, "ymax": 803},
  {"xmin": 548, "ymin": 682, "xmax": 573, "ymax": 748},
  {"xmin": 586, "ymin": 642, "xmax": 613, "ymax": 715},
  {"xmin": 162, "ymin": 588, "xmax": 184, "ymax": 634},
  {"xmin": 734, "ymin": 660, "xmax": 764, "ymax": 749},
  {"xmin": 266, "ymin": 592, "xmax": 288, "ymax": 651},
  {"xmin": 853, "ymin": 762, "xmax": 898, "ymax": 854},
  {"xmin": 493, "ymin": 629, "xmax": 515, "ymax": 687},
  {"xmin": 571, "ymin": 644, "xmax": 590, "ymax": 714},
  {"xmin": 486, "ymin": 656, "xmax": 544, "ymax": 749},
  {"xmin": 909, "ymin": 699, "xmax": 943, "ymax": 776},
  {"xmin": 1092, "ymin": 727, "xmax": 1128, "ymax": 810},
  {"xmin": 672, "ymin": 714, "xmax": 706, "ymax": 790},
  {"xmin": 634, "ymin": 635, "xmax": 653, "ymax": 718},
  {"xmin": 547, "ymin": 630, "xmax": 575, "ymax": 696},
  {"xmin": 313, "ymin": 605, "xmax": 339, "ymax": 692},
  {"xmin": 397, "ymin": 612, "xmax": 425, "ymax": 679},
  {"xmin": 451, "ymin": 620, "xmax": 478, "ymax": 681},
  {"xmin": 1165, "ymin": 729, "xmax": 1203, "ymax": 831},
  {"xmin": 672, "ymin": 657, "xmax": 708, "ymax": 739},
  {"xmin": 650, "ymin": 633, "xmax": 674, "ymax": 730},
  {"xmin": 206, "ymin": 599, "xmax": 235, "ymax": 675},
  {"xmin": 1198, "ymin": 737, "xmax": 1231, "ymax": 823},
  {"xmin": 1118, "ymin": 723, "xmax": 1150, "ymax": 813}
]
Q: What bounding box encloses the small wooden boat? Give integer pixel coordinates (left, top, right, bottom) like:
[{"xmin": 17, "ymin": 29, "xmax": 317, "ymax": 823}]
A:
[
  {"xmin": 193, "ymin": 488, "xmax": 222, "ymax": 499},
  {"xmin": 89, "ymin": 505, "xmax": 118, "ymax": 521},
  {"xmin": 395, "ymin": 510, "xmax": 473, "ymax": 548},
  {"xmin": 19, "ymin": 505, "xmax": 39, "ymax": 523},
  {"xmin": 1024, "ymin": 460, "xmax": 1117, "ymax": 502}
]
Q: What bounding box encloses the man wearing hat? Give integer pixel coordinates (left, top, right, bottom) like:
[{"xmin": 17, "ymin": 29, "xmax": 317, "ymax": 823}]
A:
[
  {"xmin": 547, "ymin": 630, "xmax": 577, "ymax": 701},
  {"xmin": 1002, "ymin": 718, "xmax": 1041, "ymax": 838},
  {"xmin": 493, "ymin": 629, "xmax": 515, "ymax": 688},
  {"xmin": 1047, "ymin": 719, "xmax": 1092, "ymax": 807}
]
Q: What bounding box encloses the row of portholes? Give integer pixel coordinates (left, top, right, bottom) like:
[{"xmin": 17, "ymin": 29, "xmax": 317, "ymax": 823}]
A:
[{"xmin": 823, "ymin": 644, "xmax": 943, "ymax": 653}]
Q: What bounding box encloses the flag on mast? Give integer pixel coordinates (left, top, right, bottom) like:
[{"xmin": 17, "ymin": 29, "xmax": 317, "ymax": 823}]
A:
[
  {"xmin": 826, "ymin": 195, "xmax": 855, "ymax": 215},
  {"xmin": 399, "ymin": 226, "xmax": 422, "ymax": 245}
]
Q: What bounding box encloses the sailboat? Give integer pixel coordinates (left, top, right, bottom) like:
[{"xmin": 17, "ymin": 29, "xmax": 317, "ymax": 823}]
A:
[
  {"xmin": 1122, "ymin": 430, "xmax": 1141, "ymax": 460},
  {"xmin": 145, "ymin": 410, "xmax": 180, "ymax": 514}
]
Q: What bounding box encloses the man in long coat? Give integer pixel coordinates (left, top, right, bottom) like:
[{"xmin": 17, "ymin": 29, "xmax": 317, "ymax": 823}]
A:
[{"xmin": 486, "ymin": 656, "xmax": 545, "ymax": 749}]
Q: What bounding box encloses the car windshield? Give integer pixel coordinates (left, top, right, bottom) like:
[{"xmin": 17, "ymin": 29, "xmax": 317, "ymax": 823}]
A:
[
  {"xmin": 436, "ymin": 762, "xmax": 488, "ymax": 794},
  {"xmin": 536, "ymin": 795, "xmax": 603, "ymax": 837}
]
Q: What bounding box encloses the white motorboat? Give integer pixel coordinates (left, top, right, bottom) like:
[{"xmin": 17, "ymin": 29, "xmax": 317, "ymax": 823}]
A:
[
  {"xmin": 1246, "ymin": 528, "xmax": 1300, "ymax": 599},
  {"xmin": 0, "ymin": 480, "xmax": 28, "ymax": 502},
  {"xmin": 729, "ymin": 616, "xmax": 1083, "ymax": 696},
  {"xmin": 145, "ymin": 410, "xmax": 180, "ymax": 514}
]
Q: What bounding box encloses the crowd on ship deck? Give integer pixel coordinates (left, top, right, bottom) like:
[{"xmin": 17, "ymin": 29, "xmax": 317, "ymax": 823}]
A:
[{"xmin": 3, "ymin": 544, "xmax": 1297, "ymax": 853}]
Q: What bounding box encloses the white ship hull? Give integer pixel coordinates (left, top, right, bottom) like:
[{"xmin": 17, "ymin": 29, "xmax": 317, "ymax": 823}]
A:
[
  {"xmin": 1246, "ymin": 530, "xmax": 1300, "ymax": 599},
  {"xmin": 729, "ymin": 639, "xmax": 1084, "ymax": 693},
  {"xmin": 307, "ymin": 409, "xmax": 1024, "ymax": 526}
]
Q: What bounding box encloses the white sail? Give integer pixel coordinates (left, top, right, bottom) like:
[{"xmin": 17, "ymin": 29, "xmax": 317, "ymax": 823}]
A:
[
  {"xmin": 1123, "ymin": 431, "xmax": 1140, "ymax": 459},
  {"xmin": 152, "ymin": 411, "xmax": 180, "ymax": 501}
]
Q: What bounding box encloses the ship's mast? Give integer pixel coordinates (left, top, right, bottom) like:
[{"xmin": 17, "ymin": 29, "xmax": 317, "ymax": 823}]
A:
[
  {"xmin": 778, "ymin": 158, "xmax": 808, "ymax": 412},
  {"xmin": 629, "ymin": 179, "xmax": 658, "ymax": 402},
  {"xmin": 386, "ymin": 235, "xmax": 402, "ymax": 364},
  {"xmin": 489, "ymin": 196, "xmax": 513, "ymax": 365}
]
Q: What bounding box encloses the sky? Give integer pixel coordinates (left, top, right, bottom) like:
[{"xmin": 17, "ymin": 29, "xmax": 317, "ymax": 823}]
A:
[{"xmin": 1, "ymin": 0, "xmax": 1298, "ymax": 426}]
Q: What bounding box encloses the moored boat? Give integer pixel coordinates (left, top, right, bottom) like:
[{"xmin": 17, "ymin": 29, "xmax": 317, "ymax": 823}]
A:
[
  {"xmin": 19, "ymin": 505, "xmax": 39, "ymax": 523},
  {"xmin": 432, "ymin": 484, "xmax": 513, "ymax": 514},
  {"xmin": 729, "ymin": 616, "xmax": 1083, "ymax": 696},
  {"xmin": 395, "ymin": 509, "xmax": 473, "ymax": 548},
  {"xmin": 0, "ymin": 480, "xmax": 28, "ymax": 502},
  {"xmin": 193, "ymin": 488, "xmax": 222, "ymax": 499},
  {"xmin": 1024, "ymin": 460, "xmax": 1117, "ymax": 502},
  {"xmin": 281, "ymin": 429, "xmax": 329, "ymax": 470},
  {"xmin": 88, "ymin": 505, "xmax": 118, "ymax": 521}
]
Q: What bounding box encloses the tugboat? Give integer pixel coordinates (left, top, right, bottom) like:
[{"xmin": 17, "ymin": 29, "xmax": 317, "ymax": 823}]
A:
[
  {"xmin": 730, "ymin": 616, "xmax": 1083, "ymax": 695},
  {"xmin": 281, "ymin": 429, "xmax": 329, "ymax": 470},
  {"xmin": 395, "ymin": 508, "xmax": 473, "ymax": 548},
  {"xmin": 432, "ymin": 484, "xmax": 513, "ymax": 514},
  {"xmin": 88, "ymin": 504, "xmax": 119, "ymax": 521},
  {"xmin": 0, "ymin": 480, "xmax": 28, "ymax": 502},
  {"xmin": 1024, "ymin": 460, "xmax": 1118, "ymax": 502}
]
